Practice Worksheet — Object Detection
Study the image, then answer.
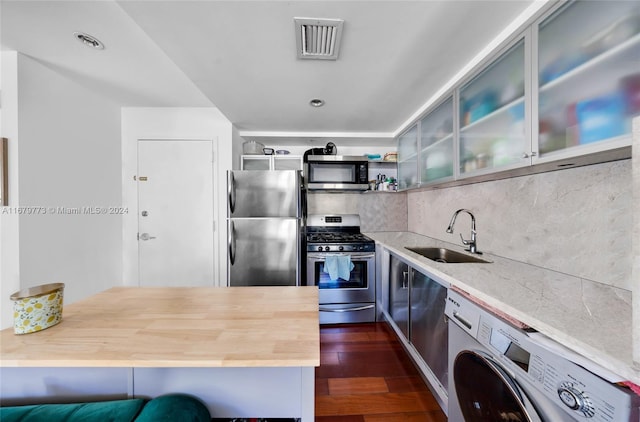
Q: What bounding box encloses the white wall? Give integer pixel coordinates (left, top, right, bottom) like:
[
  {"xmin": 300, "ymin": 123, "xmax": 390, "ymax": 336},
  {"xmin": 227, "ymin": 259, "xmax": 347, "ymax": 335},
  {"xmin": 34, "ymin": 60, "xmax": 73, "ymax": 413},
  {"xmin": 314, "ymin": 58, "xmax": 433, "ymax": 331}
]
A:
[
  {"xmin": 0, "ymin": 52, "xmax": 21, "ymax": 329},
  {"xmin": 0, "ymin": 53, "xmax": 123, "ymax": 329},
  {"xmin": 121, "ymin": 108, "xmax": 232, "ymax": 287}
]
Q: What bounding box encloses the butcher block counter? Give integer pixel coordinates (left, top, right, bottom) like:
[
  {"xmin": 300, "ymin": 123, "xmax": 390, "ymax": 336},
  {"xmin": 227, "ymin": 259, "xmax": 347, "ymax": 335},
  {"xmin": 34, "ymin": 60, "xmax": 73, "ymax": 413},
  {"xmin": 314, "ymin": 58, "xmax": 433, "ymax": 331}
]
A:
[
  {"xmin": 0, "ymin": 286, "xmax": 320, "ymax": 420},
  {"xmin": 1, "ymin": 286, "xmax": 320, "ymax": 367}
]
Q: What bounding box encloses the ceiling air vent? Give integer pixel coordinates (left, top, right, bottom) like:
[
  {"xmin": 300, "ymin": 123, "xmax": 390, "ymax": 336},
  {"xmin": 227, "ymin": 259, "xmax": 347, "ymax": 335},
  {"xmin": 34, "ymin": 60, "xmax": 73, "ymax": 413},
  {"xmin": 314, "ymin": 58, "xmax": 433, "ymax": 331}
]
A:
[{"xmin": 295, "ymin": 18, "xmax": 344, "ymax": 60}]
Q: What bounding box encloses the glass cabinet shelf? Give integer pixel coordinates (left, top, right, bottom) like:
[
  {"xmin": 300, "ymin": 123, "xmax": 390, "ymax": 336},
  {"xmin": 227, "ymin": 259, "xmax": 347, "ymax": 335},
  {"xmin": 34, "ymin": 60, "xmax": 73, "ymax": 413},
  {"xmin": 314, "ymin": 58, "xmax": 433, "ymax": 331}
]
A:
[
  {"xmin": 539, "ymin": 33, "xmax": 640, "ymax": 94},
  {"xmin": 421, "ymin": 133, "xmax": 453, "ymax": 150},
  {"xmin": 460, "ymin": 97, "xmax": 524, "ymax": 133}
]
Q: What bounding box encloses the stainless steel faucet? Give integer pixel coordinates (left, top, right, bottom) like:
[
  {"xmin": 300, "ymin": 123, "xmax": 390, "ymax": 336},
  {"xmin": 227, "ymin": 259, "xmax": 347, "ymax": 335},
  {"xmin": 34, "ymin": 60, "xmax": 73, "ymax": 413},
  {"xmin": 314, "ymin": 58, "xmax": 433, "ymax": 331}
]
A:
[{"xmin": 446, "ymin": 209, "xmax": 481, "ymax": 254}]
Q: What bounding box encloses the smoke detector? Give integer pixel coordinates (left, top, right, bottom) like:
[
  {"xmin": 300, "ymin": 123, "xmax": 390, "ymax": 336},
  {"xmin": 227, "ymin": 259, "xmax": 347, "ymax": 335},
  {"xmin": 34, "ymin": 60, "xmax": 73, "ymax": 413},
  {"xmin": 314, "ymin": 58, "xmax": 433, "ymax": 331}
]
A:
[{"xmin": 294, "ymin": 18, "xmax": 344, "ymax": 60}]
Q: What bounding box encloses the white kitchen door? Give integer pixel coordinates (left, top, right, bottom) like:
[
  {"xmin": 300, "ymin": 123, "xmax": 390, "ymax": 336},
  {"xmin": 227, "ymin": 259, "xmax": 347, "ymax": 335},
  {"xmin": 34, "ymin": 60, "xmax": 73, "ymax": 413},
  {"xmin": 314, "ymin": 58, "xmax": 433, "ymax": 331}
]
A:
[{"xmin": 137, "ymin": 140, "xmax": 215, "ymax": 286}]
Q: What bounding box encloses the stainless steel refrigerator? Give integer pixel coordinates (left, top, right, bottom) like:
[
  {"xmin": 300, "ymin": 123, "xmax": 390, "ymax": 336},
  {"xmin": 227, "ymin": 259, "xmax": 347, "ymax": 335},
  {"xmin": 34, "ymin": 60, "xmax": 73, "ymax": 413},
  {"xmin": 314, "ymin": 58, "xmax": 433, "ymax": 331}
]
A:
[{"xmin": 227, "ymin": 170, "xmax": 303, "ymax": 286}]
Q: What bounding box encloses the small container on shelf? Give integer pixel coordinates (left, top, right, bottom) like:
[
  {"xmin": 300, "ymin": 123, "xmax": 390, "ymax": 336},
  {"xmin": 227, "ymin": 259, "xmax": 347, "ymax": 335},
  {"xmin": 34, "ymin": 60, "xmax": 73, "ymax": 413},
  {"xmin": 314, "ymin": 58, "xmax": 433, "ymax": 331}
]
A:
[
  {"xmin": 576, "ymin": 91, "xmax": 626, "ymax": 144},
  {"xmin": 242, "ymin": 140, "xmax": 264, "ymax": 155},
  {"xmin": 383, "ymin": 152, "xmax": 398, "ymax": 162}
]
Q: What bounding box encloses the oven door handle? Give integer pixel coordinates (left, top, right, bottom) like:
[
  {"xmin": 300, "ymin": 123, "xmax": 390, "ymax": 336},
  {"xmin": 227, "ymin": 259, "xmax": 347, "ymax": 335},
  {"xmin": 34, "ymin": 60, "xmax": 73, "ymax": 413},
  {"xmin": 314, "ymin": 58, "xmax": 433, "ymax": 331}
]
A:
[
  {"xmin": 307, "ymin": 253, "xmax": 375, "ymax": 260},
  {"xmin": 319, "ymin": 304, "xmax": 375, "ymax": 313}
]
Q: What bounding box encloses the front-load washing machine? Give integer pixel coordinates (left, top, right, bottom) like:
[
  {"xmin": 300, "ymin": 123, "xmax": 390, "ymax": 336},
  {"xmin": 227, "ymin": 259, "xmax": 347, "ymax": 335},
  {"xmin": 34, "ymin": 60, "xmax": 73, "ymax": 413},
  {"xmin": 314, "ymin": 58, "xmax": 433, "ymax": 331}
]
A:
[{"xmin": 445, "ymin": 289, "xmax": 639, "ymax": 421}]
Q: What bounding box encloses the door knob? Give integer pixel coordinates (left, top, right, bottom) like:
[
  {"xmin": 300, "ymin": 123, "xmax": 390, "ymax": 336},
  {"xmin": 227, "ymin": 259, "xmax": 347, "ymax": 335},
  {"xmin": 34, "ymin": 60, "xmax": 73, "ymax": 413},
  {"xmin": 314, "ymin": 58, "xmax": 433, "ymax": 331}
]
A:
[{"xmin": 139, "ymin": 233, "xmax": 156, "ymax": 241}]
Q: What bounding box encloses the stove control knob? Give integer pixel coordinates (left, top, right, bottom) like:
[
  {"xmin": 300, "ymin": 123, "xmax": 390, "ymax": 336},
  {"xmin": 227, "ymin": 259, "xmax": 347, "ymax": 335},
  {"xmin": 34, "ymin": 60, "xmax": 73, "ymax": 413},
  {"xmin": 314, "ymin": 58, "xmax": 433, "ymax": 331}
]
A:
[
  {"xmin": 338, "ymin": 246, "xmax": 344, "ymax": 251},
  {"xmin": 317, "ymin": 246, "xmax": 323, "ymax": 252},
  {"xmin": 557, "ymin": 382, "xmax": 595, "ymax": 418},
  {"xmin": 324, "ymin": 246, "xmax": 331, "ymax": 252}
]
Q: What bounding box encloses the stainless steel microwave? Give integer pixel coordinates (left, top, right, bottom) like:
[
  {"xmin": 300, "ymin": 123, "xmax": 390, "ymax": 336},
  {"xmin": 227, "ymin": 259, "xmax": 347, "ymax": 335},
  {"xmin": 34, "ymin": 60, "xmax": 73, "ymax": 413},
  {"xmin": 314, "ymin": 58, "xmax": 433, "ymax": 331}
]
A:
[{"xmin": 304, "ymin": 156, "xmax": 369, "ymax": 191}]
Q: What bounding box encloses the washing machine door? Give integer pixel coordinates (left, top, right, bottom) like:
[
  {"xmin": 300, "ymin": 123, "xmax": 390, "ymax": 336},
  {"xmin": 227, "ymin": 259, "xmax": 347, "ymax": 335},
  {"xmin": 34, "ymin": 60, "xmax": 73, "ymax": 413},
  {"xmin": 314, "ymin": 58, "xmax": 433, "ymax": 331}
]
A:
[{"xmin": 454, "ymin": 350, "xmax": 543, "ymax": 422}]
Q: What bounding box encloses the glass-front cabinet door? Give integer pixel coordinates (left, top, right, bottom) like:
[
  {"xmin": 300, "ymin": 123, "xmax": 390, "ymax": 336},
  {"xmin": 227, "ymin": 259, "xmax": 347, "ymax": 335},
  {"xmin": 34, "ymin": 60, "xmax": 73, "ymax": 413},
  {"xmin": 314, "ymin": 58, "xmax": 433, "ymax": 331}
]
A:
[
  {"xmin": 536, "ymin": 1, "xmax": 640, "ymax": 159},
  {"xmin": 458, "ymin": 37, "xmax": 529, "ymax": 176},
  {"xmin": 241, "ymin": 156, "xmax": 271, "ymax": 170},
  {"xmin": 273, "ymin": 156, "xmax": 302, "ymax": 171},
  {"xmin": 420, "ymin": 97, "xmax": 454, "ymax": 184},
  {"xmin": 397, "ymin": 124, "xmax": 419, "ymax": 190}
]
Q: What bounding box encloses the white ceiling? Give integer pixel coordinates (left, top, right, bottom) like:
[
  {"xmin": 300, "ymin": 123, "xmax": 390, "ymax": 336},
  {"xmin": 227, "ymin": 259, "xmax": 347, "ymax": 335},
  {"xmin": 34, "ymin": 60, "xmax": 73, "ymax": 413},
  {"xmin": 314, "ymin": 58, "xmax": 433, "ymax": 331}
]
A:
[{"xmin": 1, "ymin": 0, "xmax": 539, "ymax": 145}]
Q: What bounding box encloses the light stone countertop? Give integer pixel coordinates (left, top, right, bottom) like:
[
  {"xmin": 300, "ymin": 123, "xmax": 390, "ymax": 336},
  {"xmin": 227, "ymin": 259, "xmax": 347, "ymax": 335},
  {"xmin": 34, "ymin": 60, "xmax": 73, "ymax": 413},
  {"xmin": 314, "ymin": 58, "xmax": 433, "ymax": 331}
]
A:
[{"xmin": 365, "ymin": 231, "xmax": 639, "ymax": 385}]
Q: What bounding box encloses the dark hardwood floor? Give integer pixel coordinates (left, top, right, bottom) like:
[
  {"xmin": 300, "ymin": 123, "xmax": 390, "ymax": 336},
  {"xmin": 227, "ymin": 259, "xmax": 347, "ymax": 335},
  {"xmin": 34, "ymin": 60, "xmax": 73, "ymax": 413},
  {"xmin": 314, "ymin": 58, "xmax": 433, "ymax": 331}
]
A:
[{"xmin": 315, "ymin": 322, "xmax": 447, "ymax": 421}]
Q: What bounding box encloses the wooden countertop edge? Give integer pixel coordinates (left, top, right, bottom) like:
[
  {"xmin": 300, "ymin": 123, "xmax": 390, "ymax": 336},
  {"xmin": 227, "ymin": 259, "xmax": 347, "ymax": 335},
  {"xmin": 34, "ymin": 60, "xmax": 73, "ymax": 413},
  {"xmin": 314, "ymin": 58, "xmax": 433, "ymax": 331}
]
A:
[{"xmin": 0, "ymin": 358, "xmax": 320, "ymax": 368}]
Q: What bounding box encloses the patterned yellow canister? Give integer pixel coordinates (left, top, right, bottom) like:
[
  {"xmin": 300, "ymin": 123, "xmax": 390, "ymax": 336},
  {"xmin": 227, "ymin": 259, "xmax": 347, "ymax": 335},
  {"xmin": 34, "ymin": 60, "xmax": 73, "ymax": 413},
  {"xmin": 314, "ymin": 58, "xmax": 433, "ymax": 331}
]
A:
[{"xmin": 10, "ymin": 283, "xmax": 65, "ymax": 334}]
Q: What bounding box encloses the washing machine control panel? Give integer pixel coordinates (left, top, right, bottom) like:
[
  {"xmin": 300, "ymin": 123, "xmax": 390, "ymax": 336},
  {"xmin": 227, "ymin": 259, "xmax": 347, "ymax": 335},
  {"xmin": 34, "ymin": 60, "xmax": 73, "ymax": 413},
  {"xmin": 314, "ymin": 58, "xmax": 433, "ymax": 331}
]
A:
[
  {"xmin": 557, "ymin": 381, "xmax": 595, "ymax": 417},
  {"xmin": 446, "ymin": 290, "xmax": 639, "ymax": 422}
]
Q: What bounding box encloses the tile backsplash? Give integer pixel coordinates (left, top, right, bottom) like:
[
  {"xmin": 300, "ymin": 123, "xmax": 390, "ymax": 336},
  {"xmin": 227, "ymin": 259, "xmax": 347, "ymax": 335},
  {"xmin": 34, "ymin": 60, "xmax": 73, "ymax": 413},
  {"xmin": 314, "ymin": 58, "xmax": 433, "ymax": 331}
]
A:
[
  {"xmin": 307, "ymin": 192, "xmax": 408, "ymax": 233},
  {"xmin": 306, "ymin": 159, "xmax": 632, "ymax": 291},
  {"xmin": 408, "ymin": 159, "xmax": 632, "ymax": 291}
]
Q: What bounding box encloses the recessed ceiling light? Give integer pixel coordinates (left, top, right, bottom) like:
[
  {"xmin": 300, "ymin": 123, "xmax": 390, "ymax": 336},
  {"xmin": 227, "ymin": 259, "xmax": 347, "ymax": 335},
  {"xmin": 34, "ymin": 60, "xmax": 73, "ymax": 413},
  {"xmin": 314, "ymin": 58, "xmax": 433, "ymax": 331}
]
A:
[
  {"xmin": 309, "ymin": 98, "xmax": 325, "ymax": 107},
  {"xmin": 73, "ymin": 32, "xmax": 105, "ymax": 50}
]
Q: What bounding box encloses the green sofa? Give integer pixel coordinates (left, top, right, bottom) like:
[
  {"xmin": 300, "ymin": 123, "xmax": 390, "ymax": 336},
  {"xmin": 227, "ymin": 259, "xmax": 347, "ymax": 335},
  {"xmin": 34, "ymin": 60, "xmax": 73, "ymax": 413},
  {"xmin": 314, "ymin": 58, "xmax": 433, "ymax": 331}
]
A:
[{"xmin": 0, "ymin": 394, "xmax": 211, "ymax": 422}]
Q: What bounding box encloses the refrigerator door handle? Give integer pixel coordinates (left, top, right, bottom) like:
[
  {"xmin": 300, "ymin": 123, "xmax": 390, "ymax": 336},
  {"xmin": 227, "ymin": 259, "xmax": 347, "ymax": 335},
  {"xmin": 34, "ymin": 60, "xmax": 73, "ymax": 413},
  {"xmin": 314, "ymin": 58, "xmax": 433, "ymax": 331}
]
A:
[
  {"xmin": 228, "ymin": 221, "xmax": 236, "ymax": 265},
  {"xmin": 228, "ymin": 172, "xmax": 236, "ymax": 214}
]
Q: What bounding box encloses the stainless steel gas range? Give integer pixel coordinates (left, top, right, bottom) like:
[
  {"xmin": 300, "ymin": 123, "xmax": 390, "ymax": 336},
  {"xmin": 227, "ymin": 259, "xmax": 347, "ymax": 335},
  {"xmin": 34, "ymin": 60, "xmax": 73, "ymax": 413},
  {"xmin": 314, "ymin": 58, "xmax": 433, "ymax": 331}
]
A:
[{"xmin": 305, "ymin": 214, "xmax": 376, "ymax": 324}]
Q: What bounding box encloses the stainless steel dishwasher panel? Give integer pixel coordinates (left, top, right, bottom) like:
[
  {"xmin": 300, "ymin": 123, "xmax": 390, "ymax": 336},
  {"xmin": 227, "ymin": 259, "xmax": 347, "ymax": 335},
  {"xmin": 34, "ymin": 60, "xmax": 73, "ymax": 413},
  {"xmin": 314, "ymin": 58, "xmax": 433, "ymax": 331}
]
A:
[{"xmin": 410, "ymin": 269, "xmax": 448, "ymax": 391}]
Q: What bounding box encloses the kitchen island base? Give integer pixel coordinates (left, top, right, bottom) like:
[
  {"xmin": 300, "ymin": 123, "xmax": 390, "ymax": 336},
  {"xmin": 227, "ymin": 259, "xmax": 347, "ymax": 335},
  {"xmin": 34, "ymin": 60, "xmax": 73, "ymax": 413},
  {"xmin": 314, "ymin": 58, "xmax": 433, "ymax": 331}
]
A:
[
  {"xmin": 0, "ymin": 366, "xmax": 314, "ymax": 420},
  {"xmin": 0, "ymin": 287, "xmax": 319, "ymax": 422}
]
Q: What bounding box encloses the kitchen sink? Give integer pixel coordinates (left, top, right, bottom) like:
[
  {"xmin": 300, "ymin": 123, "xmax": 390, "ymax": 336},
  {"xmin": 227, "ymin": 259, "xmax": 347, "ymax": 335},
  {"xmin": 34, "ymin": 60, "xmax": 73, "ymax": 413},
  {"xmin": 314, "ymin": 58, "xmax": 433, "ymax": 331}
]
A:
[{"xmin": 405, "ymin": 247, "xmax": 491, "ymax": 264}]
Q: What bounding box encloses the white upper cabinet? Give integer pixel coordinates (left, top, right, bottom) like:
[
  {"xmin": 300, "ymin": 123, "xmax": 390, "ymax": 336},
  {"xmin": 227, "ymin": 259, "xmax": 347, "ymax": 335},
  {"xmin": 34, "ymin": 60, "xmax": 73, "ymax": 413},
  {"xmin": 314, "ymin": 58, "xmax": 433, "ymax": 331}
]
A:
[
  {"xmin": 241, "ymin": 155, "xmax": 303, "ymax": 171},
  {"xmin": 396, "ymin": 0, "xmax": 638, "ymax": 191},
  {"xmin": 398, "ymin": 125, "xmax": 419, "ymax": 190},
  {"xmin": 534, "ymin": 1, "xmax": 640, "ymax": 162},
  {"xmin": 459, "ymin": 36, "xmax": 530, "ymax": 177},
  {"xmin": 420, "ymin": 96, "xmax": 455, "ymax": 185}
]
